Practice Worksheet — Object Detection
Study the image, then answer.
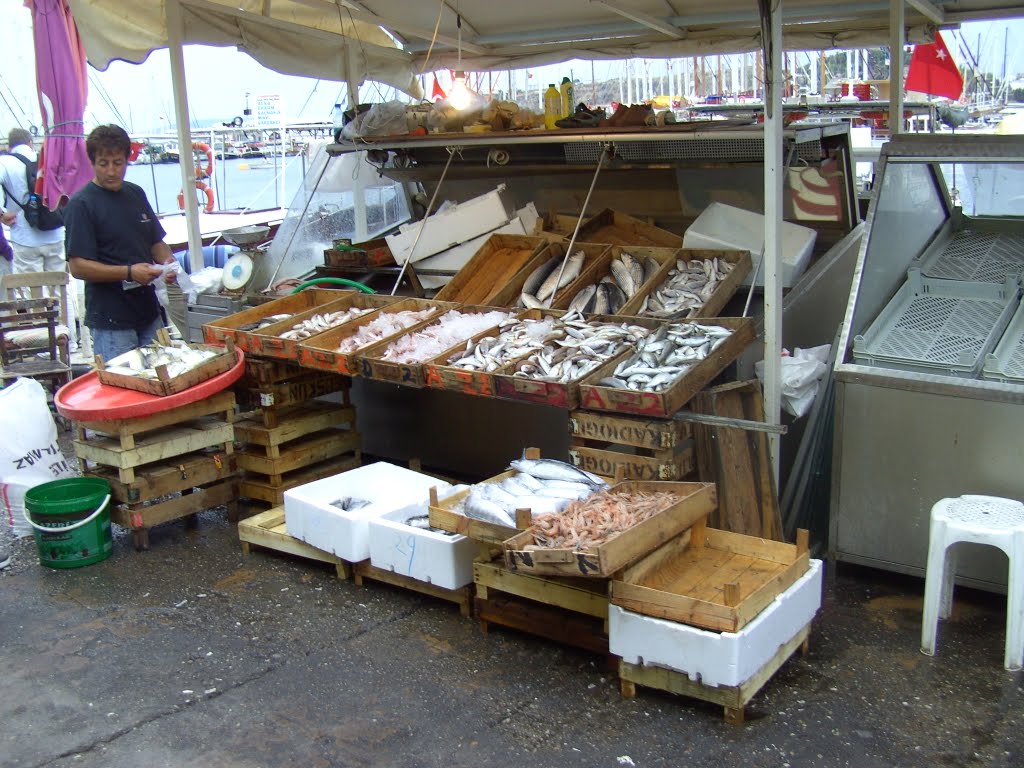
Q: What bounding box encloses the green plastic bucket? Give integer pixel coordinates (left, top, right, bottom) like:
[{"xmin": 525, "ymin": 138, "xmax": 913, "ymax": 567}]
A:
[{"xmin": 24, "ymin": 478, "xmax": 113, "ymax": 569}]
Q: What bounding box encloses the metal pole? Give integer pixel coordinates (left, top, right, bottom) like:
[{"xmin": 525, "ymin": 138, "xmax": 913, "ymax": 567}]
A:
[
  {"xmin": 762, "ymin": 0, "xmax": 784, "ymax": 482},
  {"xmin": 165, "ymin": 0, "xmax": 203, "ymax": 273},
  {"xmin": 889, "ymin": 0, "xmax": 905, "ymax": 136}
]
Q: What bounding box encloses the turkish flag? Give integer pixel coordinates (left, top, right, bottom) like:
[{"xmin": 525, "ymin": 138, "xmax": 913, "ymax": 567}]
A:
[
  {"xmin": 905, "ymin": 32, "xmax": 964, "ymax": 100},
  {"xmin": 431, "ymin": 74, "xmax": 446, "ymax": 102}
]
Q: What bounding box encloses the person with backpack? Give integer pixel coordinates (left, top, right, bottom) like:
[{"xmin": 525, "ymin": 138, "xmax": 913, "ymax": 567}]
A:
[{"xmin": 0, "ymin": 128, "xmax": 66, "ymax": 276}]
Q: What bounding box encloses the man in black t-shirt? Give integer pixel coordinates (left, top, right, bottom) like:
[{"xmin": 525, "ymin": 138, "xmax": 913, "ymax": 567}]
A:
[{"xmin": 65, "ymin": 124, "xmax": 177, "ymax": 361}]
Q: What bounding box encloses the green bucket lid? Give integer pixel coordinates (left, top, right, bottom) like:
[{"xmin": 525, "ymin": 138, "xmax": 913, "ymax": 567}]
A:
[{"xmin": 25, "ymin": 477, "xmax": 112, "ymax": 517}]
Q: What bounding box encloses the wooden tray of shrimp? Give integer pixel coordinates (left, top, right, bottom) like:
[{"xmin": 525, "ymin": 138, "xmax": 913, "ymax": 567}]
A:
[
  {"xmin": 610, "ymin": 522, "xmax": 810, "ymax": 632},
  {"xmin": 502, "ymin": 480, "xmax": 716, "ymax": 578}
]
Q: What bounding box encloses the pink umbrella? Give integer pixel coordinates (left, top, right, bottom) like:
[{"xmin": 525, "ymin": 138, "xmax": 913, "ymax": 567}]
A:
[{"xmin": 29, "ymin": 0, "xmax": 92, "ymax": 208}]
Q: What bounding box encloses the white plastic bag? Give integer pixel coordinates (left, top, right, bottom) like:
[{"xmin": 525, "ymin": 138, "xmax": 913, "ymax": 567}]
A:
[
  {"xmin": 341, "ymin": 100, "xmax": 408, "ymax": 139},
  {"xmin": 184, "ymin": 267, "xmax": 224, "ymax": 304},
  {"xmin": 755, "ymin": 344, "xmax": 831, "ymax": 419},
  {"xmin": 0, "ymin": 378, "xmax": 76, "ymax": 537}
]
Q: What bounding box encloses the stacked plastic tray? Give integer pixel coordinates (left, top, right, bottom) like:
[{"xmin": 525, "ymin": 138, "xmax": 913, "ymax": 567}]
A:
[{"xmin": 853, "ymin": 269, "xmax": 1019, "ymax": 377}]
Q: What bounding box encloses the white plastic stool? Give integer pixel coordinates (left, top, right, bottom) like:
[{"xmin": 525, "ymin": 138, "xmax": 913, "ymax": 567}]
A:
[{"xmin": 920, "ymin": 495, "xmax": 1024, "ymax": 670}]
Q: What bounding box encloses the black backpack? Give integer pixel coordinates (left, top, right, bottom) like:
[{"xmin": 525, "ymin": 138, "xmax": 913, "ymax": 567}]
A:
[{"xmin": 1, "ymin": 152, "xmax": 64, "ymax": 231}]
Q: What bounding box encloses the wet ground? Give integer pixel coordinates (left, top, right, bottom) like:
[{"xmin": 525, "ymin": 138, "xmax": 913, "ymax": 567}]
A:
[{"xmin": 2, "ymin": 506, "xmax": 1022, "ymax": 768}]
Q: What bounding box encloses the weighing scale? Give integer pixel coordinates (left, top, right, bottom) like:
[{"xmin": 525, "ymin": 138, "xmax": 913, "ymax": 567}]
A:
[{"xmin": 220, "ymin": 224, "xmax": 272, "ymax": 292}]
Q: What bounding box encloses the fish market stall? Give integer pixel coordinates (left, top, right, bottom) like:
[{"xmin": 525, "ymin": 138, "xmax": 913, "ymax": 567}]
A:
[{"xmin": 830, "ymin": 134, "xmax": 1024, "ymax": 590}]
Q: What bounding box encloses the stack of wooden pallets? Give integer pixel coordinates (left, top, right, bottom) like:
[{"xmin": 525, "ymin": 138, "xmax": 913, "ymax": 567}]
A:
[
  {"xmin": 234, "ymin": 359, "xmax": 361, "ymax": 507},
  {"xmin": 75, "ymin": 390, "xmax": 237, "ymax": 550}
]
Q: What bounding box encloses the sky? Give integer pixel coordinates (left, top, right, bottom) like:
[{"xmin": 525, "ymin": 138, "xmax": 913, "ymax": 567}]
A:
[{"xmin": 0, "ymin": 0, "xmax": 1021, "ymax": 136}]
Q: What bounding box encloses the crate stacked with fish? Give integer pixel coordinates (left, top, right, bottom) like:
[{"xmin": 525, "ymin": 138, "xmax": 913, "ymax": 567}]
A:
[
  {"xmin": 429, "ymin": 450, "xmax": 628, "ymax": 655},
  {"xmin": 357, "ymin": 306, "xmax": 521, "ymax": 387},
  {"xmin": 608, "ymin": 515, "xmax": 820, "ymax": 724},
  {"xmin": 234, "ymin": 358, "xmax": 360, "ymax": 507},
  {"xmin": 75, "ymin": 390, "xmax": 237, "ymax": 551},
  {"xmin": 202, "ymin": 288, "xmax": 357, "ymax": 354},
  {"xmin": 95, "ymin": 335, "xmax": 237, "ymax": 396},
  {"xmin": 298, "ymin": 298, "xmax": 459, "ymax": 375}
]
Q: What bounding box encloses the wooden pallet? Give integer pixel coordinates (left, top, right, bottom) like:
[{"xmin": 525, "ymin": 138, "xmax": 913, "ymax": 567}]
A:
[
  {"xmin": 73, "ymin": 391, "xmax": 236, "ymax": 484},
  {"xmin": 473, "ymin": 559, "xmax": 613, "ymax": 658},
  {"xmin": 109, "ymin": 477, "xmax": 237, "ymax": 551},
  {"xmin": 569, "ymin": 409, "xmax": 695, "ymax": 481},
  {"xmin": 618, "ymin": 623, "xmax": 811, "ymax": 725},
  {"xmin": 238, "ymin": 506, "xmax": 351, "ymax": 579},
  {"xmin": 352, "ymin": 560, "xmax": 473, "ymax": 617},
  {"xmin": 236, "ymin": 370, "xmax": 350, "ymax": 426},
  {"xmin": 236, "ymin": 429, "xmax": 362, "ymax": 480}
]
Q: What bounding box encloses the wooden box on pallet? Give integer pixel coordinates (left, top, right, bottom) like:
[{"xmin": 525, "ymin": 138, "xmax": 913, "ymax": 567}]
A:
[
  {"xmin": 202, "ymin": 288, "xmax": 351, "ymax": 350},
  {"xmin": 502, "ymin": 481, "xmax": 716, "ymax": 578},
  {"xmin": 617, "ymin": 248, "xmax": 753, "ymax": 319},
  {"xmin": 576, "ymin": 209, "xmax": 682, "ymax": 249},
  {"xmin": 610, "ymin": 522, "xmax": 810, "ymax": 632},
  {"xmin": 568, "ymin": 410, "xmax": 695, "ymax": 481},
  {"xmin": 433, "ymin": 234, "xmax": 550, "ymax": 305},
  {"xmin": 95, "ymin": 339, "xmax": 238, "ymax": 397}
]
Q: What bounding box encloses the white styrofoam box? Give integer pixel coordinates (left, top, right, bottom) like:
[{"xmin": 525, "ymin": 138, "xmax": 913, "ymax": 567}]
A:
[
  {"xmin": 386, "ymin": 185, "xmax": 516, "ymax": 265},
  {"xmin": 609, "ymin": 559, "xmax": 822, "ymax": 689},
  {"xmin": 682, "ymin": 202, "xmax": 817, "ymax": 288},
  {"xmin": 284, "ymin": 463, "xmax": 451, "ymax": 562},
  {"xmin": 367, "ymin": 501, "xmax": 477, "ymax": 590}
]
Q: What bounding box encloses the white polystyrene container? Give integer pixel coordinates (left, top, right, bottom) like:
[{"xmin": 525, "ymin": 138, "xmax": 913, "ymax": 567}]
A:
[
  {"xmin": 367, "ymin": 501, "xmax": 477, "ymax": 590},
  {"xmin": 385, "ymin": 185, "xmax": 516, "ymax": 265},
  {"xmin": 284, "ymin": 463, "xmax": 451, "ymax": 562},
  {"xmin": 682, "ymin": 202, "xmax": 817, "ymax": 288},
  {"xmin": 609, "ymin": 559, "xmax": 822, "ymax": 688}
]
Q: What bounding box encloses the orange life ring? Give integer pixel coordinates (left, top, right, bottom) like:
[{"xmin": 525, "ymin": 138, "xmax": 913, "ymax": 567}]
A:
[
  {"xmin": 192, "ymin": 142, "xmax": 213, "ymax": 179},
  {"xmin": 177, "ymin": 181, "xmax": 215, "ymax": 213}
]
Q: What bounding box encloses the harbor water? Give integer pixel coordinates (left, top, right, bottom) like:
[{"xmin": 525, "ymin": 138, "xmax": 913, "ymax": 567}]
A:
[{"xmin": 126, "ymin": 155, "xmax": 308, "ymax": 216}]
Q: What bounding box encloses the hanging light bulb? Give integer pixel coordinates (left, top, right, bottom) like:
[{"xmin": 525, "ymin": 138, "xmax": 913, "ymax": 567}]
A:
[{"xmin": 449, "ymin": 71, "xmax": 473, "ymax": 110}]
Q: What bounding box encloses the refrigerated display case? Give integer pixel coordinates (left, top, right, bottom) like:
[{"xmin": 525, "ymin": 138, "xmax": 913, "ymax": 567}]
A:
[{"xmin": 830, "ymin": 134, "xmax": 1024, "ymax": 590}]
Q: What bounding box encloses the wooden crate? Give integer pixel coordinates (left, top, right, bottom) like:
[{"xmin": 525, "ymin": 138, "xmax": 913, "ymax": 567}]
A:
[
  {"xmin": 610, "ymin": 523, "xmax": 810, "ymax": 632},
  {"xmin": 427, "ymin": 474, "xmax": 532, "ymax": 545},
  {"xmin": 524, "ymin": 240, "xmax": 612, "ymax": 309},
  {"xmin": 618, "ymin": 622, "xmax": 811, "ymax": 725},
  {"xmin": 323, "ymin": 238, "xmax": 394, "ymax": 268},
  {"xmin": 238, "ymin": 506, "xmax": 351, "ymax": 579},
  {"xmin": 73, "ymin": 391, "xmax": 236, "ymax": 484},
  {"xmin": 357, "ymin": 305, "xmax": 519, "ymax": 389},
  {"xmin": 296, "ymin": 298, "xmax": 458, "ymax": 376},
  {"xmin": 492, "ymin": 315, "xmax": 664, "ymax": 410},
  {"xmin": 90, "ymin": 452, "xmax": 237, "ymax": 505},
  {"xmin": 236, "ymin": 428, "xmax": 361, "ymax": 478},
  {"xmin": 109, "ymin": 477, "xmax": 237, "ymax": 551},
  {"xmin": 577, "ymin": 317, "xmax": 756, "ymax": 418},
  {"xmin": 549, "ymin": 245, "xmax": 678, "ymax": 313},
  {"xmin": 421, "ymin": 310, "xmax": 564, "ymax": 398},
  {"xmin": 236, "ymin": 370, "xmax": 350, "ymax": 419},
  {"xmin": 96, "ymin": 339, "xmax": 237, "ymax": 397},
  {"xmin": 433, "ymin": 234, "xmax": 549, "ymax": 304},
  {"xmin": 617, "ymin": 248, "xmax": 753, "ymax": 319},
  {"xmin": 238, "ymin": 452, "xmax": 363, "ymax": 506},
  {"xmin": 352, "ymin": 560, "xmax": 473, "ymax": 617},
  {"xmin": 247, "ymin": 293, "xmax": 400, "ymax": 360},
  {"xmin": 503, "ymin": 481, "xmax": 717, "ymax": 578},
  {"xmin": 576, "ymin": 209, "xmax": 683, "ymax": 248},
  {"xmin": 234, "ymin": 402, "xmax": 356, "ymax": 450},
  {"xmin": 241, "ymin": 358, "xmax": 309, "ymax": 386},
  {"xmin": 474, "ymin": 560, "xmax": 613, "ymax": 657},
  {"xmin": 201, "ymin": 288, "xmax": 350, "ymax": 350},
  {"xmin": 568, "ymin": 410, "xmax": 695, "ymax": 481}
]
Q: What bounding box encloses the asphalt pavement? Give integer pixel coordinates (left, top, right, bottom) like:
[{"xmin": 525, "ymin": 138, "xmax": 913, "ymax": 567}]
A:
[{"xmin": 1, "ymin": 505, "xmax": 1022, "ymax": 768}]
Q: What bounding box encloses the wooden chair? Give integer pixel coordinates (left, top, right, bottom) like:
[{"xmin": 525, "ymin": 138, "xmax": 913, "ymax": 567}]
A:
[{"xmin": 0, "ymin": 271, "xmax": 73, "ymax": 392}]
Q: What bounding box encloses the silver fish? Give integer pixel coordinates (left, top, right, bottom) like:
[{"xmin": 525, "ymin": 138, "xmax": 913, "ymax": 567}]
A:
[
  {"xmin": 567, "ymin": 284, "xmax": 597, "ymax": 314},
  {"xmin": 509, "ymin": 457, "xmax": 606, "ymax": 489},
  {"xmin": 464, "ymin": 490, "xmax": 516, "ymax": 526},
  {"xmin": 537, "ymin": 251, "xmax": 585, "ymax": 302},
  {"xmin": 610, "ymin": 258, "xmax": 636, "ymax": 297},
  {"xmin": 521, "ymin": 254, "xmax": 561, "ymax": 297}
]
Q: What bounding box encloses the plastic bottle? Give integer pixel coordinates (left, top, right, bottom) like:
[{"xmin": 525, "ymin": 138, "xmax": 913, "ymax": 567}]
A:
[
  {"xmin": 560, "ymin": 77, "xmax": 576, "ymax": 118},
  {"xmin": 544, "ymin": 84, "xmax": 561, "ymax": 129},
  {"xmin": 331, "ymin": 103, "xmax": 344, "ymax": 143}
]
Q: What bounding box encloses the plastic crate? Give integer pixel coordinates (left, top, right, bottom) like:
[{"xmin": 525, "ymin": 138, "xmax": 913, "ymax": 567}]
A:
[
  {"xmin": 852, "ymin": 269, "xmax": 1020, "ymax": 377},
  {"xmin": 982, "ymin": 299, "xmax": 1024, "ymax": 383},
  {"xmin": 919, "ymin": 230, "xmax": 1024, "ymax": 284}
]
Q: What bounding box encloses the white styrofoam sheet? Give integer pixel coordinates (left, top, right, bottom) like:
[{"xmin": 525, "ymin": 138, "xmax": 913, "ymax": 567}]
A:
[
  {"xmin": 682, "ymin": 202, "xmax": 817, "ymax": 288},
  {"xmin": 367, "ymin": 501, "xmax": 477, "ymax": 590},
  {"xmin": 609, "ymin": 559, "xmax": 823, "ymax": 689},
  {"xmin": 284, "ymin": 463, "xmax": 451, "ymax": 562},
  {"xmin": 386, "ymin": 185, "xmax": 515, "ymax": 265}
]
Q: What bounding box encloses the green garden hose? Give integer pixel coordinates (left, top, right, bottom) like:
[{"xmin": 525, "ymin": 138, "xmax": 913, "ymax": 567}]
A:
[{"xmin": 290, "ymin": 277, "xmax": 375, "ymax": 294}]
